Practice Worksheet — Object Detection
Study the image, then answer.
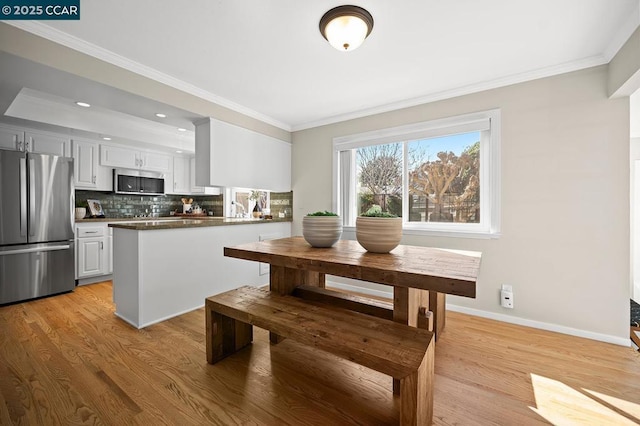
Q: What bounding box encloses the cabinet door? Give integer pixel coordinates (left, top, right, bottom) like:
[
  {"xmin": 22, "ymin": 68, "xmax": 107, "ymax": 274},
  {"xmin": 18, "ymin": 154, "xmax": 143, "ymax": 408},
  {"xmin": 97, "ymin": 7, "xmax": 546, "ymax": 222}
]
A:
[
  {"xmin": 171, "ymin": 156, "xmax": 190, "ymax": 194},
  {"xmin": 0, "ymin": 125, "xmax": 24, "ymax": 151},
  {"xmin": 77, "ymin": 237, "xmax": 104, "ymax": 278},
  {"xmin": 73, "ymin": 140, "xmax": 98, "ymax": 189},
  {"xmin": 100, "ymin": 145, "xmax": 139, "ymax": 169},
  {"xmin": 25, "ymin": 131, "xmax": 70, "ymax": 157},
  {"xmin": 141, "ymin": 151, "xmax": 171, "ymax": 172}
]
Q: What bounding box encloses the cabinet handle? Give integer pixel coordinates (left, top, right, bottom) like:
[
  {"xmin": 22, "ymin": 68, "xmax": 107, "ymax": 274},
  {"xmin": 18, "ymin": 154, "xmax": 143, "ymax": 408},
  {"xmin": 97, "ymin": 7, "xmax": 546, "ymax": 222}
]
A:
[
  {"xmin": 25, "ymin": 139, "xmax": 30, "ymax": 151},
  {"xmin": 84, "ymin": 231, "xmax": 98, "ymax": 234},
  {"xmin": 92, "ymin": 175, "xmax": 96, "ymax": 184},
  {"xmin": 100, "ymin": 241, "xmax": 104, "ymax": 250},
  {"xmin": 17, "ymin": 140, "xmax": 24, "ymax": 151}
]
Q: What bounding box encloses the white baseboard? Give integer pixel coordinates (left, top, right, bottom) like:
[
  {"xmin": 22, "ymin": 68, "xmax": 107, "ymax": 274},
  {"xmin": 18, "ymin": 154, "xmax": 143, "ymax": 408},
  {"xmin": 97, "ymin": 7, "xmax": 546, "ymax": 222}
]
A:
[
  {"xmin": 447, "ymin": 305, "xmax": 630, "ymax": 347},
  {"xmin": 327, "ymin": 281, "xmax": 630, "ymax": 347}
]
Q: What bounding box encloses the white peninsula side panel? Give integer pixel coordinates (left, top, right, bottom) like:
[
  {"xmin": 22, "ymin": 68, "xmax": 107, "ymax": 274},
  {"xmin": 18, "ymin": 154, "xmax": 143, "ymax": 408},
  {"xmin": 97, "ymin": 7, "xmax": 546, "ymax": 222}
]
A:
[{"xmin": 112, "ymin": 222, "xmax": 291, "ymax": 328}]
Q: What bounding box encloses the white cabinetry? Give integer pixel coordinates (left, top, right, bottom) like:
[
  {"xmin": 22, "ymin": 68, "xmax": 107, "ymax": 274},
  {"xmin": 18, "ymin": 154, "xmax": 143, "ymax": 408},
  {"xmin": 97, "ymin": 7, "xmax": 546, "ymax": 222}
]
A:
[
  {"xmin": 74, "ymin": 139, "xmax": 98, "ymax": 188},
  {"xmin": 195, "ymin": 117, "xmax": 291, "ymax": 191},
  {"xmin": 25, "ymin": 131, "xmax": 70, "ymax": 157},
  {"xmin": 76, "ymin": 224, "xmax": 108, "ymax": 279},
  {"xmin": 170, "ymin": 156, "xmax": 190, "ymax": 194},
  {"xmin": 0, "ymin": 124, "xmax": 70, "ymax": 156},
  {"xmin": 72, "ymin": 139, "xmax": 112, "ymax": 191},
  {"xmin": 0, "ymin": 125, "xmax": 23, "ymax": 150},
  {"xmin": 100, "ymin": 144, "xmax": 171, "ymax": 172}
]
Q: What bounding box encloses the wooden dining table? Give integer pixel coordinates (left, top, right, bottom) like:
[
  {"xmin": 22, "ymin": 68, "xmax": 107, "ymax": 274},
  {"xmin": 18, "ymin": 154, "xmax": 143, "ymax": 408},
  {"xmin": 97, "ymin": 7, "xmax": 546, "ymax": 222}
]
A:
[{"xmin": 224, "ymin": 236, "xmax": 482, "ymax": 340}]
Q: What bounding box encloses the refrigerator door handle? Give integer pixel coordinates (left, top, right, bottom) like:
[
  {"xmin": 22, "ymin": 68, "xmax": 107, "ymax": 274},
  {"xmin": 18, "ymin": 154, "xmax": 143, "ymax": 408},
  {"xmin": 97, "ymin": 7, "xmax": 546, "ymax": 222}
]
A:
[
  {"xmin": 0, "ymin": 244, "xmax": 71, "ymax": 256},
  {"xmin": 28, "ymin": 158, "xmax": 36, "ymax": 237},
  {"xmin": 19, "ymin": 157, "xmax": 27, "ymax": 238}
]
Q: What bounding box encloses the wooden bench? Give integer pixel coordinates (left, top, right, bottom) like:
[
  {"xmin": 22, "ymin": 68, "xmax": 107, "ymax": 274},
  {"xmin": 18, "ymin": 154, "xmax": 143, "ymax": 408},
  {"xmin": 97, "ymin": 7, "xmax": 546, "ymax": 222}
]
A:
[
  {"xmin": 205, "ymin": 285, "xmax": 435, "ymax": 425},
  {"xmin": 292, "ymin": 284, "xmax": 434, "ymax": 331}
]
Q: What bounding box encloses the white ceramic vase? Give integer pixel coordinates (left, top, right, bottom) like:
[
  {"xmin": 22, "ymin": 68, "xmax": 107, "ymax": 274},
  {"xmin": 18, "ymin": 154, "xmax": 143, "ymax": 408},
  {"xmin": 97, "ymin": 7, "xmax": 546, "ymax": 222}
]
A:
[
  {"xmin": 75, "ymin": 207, "xmax": 86, "ymax": 220},
  {"xmin": 302, "ymin": 216, "xmax": 342, "ymax": 248},
  {"xmin": 355, "ymin": 216, "xmax": 402, "ymax": 253}
]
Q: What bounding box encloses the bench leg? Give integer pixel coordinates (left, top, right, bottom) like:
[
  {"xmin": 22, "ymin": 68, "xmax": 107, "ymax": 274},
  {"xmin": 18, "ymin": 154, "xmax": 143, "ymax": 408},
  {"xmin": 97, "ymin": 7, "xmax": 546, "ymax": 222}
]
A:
[
  {"xmin": 399, "ymin": 341, "xmax": 435, "ymax": 425},
  {"xmin": 206, "ymin": 303, "xmax": 253, "ymax": 364}
]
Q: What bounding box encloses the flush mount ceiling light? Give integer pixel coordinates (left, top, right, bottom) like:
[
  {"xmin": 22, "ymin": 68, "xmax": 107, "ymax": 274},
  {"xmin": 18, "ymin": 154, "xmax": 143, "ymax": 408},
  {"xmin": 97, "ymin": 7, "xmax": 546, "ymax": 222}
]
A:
[
  {"xmin": 155, "ymin": 113, "xmax": 167, "ymax": 118},
  {"xmin": 75, "ymin": 101, "xmax": 91, "ymax": 108},
  {"xmin": 319, "ymin": 5, "xmax": 374, "ymax": 52},
  {"xmin": 102, "ymin": 136, "xmax": 111, "ymax": 141}
]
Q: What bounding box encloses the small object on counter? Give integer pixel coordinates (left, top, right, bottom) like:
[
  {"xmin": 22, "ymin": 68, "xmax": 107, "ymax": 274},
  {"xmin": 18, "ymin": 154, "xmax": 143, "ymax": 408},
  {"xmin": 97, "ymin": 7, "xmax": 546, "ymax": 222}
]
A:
[{"xmin": 75, "ymin": 207, "xmax": 86, "ymax": 220}]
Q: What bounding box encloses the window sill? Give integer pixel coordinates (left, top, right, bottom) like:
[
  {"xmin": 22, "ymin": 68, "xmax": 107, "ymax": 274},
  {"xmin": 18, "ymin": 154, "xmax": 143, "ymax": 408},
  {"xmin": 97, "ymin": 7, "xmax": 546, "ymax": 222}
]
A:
[{"xmin": 343, "ymin": 226, "xmax": 501, "ymax": 240}]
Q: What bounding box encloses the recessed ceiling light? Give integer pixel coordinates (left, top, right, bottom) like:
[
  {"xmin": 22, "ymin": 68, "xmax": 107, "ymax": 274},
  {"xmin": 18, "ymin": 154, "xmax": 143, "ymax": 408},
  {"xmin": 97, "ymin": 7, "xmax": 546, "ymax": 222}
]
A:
[
  {"xmin": 177, "ymin": 128, "xmax": 187, "ymax": 132},
  {"xmin": 75, "ymin": 101, "xmax": 91, "ymax": 108},
  {"xmin": 176, "ymin": 150, "xmax": 183, "ymax": 154},
  {"xmin": 155, "ymin": 113, "xmax": 167, "ymax": 118},
  {"xmin": 102, "ymin": 137, "xmax": 112, "ymax": 141}
]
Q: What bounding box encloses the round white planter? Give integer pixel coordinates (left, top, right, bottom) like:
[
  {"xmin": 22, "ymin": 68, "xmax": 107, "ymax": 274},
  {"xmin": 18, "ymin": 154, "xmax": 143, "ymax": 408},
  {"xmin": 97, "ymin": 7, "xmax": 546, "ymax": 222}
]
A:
[
  {"xmin": 356, "ymin": 216, "xmax": 402, "ymax": 253},
  {"xmin": 302, "ymin": 216, "xmax": 343, "ymax": 248}
]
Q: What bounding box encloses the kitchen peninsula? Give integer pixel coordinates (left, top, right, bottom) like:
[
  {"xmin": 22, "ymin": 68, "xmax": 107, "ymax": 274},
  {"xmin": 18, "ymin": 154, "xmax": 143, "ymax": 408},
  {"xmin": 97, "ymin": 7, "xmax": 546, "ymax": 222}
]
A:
[{"xmin": 109, "ymin": 217, "xmax": 291, "ymax": 328}]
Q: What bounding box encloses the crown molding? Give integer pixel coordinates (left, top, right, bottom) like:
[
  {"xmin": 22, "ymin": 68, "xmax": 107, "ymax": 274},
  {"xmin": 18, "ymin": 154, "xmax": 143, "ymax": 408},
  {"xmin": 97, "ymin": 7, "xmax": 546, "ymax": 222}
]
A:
[
  {"xmin": 291, "ymin": 55, "xmax": 609, "ymax": 131},
  {"xmin": 5, "ymin": 21, "xmax": 292, "ymax": 132},
  {"xmin": 603, "ymin": 1, "xmax": 640, "ymax": 62}
]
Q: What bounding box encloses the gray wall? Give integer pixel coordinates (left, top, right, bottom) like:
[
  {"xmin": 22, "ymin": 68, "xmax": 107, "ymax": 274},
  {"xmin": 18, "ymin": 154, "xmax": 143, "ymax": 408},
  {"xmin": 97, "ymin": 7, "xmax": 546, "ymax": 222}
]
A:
[{"xmin": 292, "ymin": 65, "xmax": 630, "ymax": 344}]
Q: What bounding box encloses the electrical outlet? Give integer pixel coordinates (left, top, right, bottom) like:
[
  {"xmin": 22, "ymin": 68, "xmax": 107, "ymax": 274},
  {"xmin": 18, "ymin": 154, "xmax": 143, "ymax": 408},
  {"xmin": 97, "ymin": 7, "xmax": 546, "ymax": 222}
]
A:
[{"xmin": 500, "ymin": 284, "xmax": 514, "ymax": 309}]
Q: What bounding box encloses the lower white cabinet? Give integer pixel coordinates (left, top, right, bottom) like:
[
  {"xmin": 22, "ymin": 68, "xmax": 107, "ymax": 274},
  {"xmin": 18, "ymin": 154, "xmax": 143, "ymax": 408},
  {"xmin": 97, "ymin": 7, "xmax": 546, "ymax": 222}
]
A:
[{"xmin": 76, "ymin": 223, "xmax": 111, "ymax": 281}]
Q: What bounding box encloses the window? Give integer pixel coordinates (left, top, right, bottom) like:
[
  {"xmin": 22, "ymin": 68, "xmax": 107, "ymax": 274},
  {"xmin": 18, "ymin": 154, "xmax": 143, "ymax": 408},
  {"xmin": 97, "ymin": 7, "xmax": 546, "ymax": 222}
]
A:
[{"xmin": 333, "ymin": 109, "xmax": 500, "ymax": 238}]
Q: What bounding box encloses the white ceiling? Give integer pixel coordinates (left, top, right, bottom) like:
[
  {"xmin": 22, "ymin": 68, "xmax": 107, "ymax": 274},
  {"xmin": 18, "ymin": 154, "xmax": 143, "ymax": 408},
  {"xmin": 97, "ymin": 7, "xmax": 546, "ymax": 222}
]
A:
[{"xmin": 4, "ymin": 0, "xmax": 640, "ymax": 133}]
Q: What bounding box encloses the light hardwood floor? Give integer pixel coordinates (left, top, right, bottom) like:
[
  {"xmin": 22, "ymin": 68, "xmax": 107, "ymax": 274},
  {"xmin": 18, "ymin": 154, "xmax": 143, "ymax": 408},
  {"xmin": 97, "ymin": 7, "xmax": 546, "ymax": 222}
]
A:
[{"xmin": 1, "ymin": 282, "xmax": 639, "ymax": 425}]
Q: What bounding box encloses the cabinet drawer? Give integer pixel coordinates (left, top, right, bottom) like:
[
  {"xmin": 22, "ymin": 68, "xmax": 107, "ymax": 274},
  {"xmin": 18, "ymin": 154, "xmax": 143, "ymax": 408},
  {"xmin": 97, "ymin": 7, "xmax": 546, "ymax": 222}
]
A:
[{"xmin": 76, "ymin": 226, "xmax": 105, "ymax": 237}]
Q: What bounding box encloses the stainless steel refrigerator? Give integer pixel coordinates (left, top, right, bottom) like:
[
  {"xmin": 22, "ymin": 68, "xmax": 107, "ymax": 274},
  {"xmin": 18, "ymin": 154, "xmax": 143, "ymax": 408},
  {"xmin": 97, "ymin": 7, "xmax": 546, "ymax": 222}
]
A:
[{"xmin": 0, "ymin": 149, "xmax": 75, "ymax": 304}]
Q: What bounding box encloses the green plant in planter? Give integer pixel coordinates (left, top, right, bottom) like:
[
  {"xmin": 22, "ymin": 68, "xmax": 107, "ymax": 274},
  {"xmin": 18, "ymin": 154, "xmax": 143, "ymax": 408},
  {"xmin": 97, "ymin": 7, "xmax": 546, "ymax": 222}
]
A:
[
  {"xmin": 356, "ymin": 205, "xmax": 402, "ymax": 253},
  {"xmin": 360, "ymin": 205, "xmax": 397, "ymax": 218},
  {"xmin": 302, "ymin": 211, "xmax": 342, "ymax": 247},
  {"xmin": 307, "ymin": 211, "xmax": 338, "ymax": 216}
]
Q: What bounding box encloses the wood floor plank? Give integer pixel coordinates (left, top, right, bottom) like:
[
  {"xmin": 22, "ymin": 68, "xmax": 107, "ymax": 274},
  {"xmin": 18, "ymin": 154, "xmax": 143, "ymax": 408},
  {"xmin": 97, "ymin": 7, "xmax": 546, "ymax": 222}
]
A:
[{"xmin": 1, "ymin": 282, "xmax": 640, "ymax": 425}]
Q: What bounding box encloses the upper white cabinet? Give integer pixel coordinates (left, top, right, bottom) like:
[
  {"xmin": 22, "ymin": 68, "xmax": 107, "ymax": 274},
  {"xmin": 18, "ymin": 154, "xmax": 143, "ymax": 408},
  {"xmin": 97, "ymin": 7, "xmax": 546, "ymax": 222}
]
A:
[
  {"xmin": 0, "ymin": 124, "xmax": 70, "ymax": 157},
  {"xmin": 72, "ymin": 139, "xmax": 112, "ymax": 191},
  {"xmin": 0, "ymin": 125, "xmax": 23, "ymax": 151},
  {"xmin": 195, "ymin": 118, "xmax": 291, "ymax": 191},
  {"xmin": 170, "ymin": 156, "xmax": 190, "ymax": 194},
  {"xmin": 100, "ymin": 144, "xmax": 171, "ymax": 172},
  {"xmin": 25, "ymin": 131, "xmax": 70, "ymax": 157},
  {"xmin": 73, "ymin": 139, "xmax": 98, "ymax": 188}
]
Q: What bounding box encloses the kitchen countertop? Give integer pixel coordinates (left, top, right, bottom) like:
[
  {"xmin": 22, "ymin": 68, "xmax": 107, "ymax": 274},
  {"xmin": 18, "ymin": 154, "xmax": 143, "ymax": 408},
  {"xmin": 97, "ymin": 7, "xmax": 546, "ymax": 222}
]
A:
[{"xmin": 105, "ymin": 216, "xmax": 292, "ymax": 231}]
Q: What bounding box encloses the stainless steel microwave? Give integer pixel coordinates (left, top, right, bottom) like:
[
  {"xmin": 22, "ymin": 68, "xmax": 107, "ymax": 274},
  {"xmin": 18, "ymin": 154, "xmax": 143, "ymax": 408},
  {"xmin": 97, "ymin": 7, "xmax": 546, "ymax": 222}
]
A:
[{"xmin": 113, "ymin": 169, "xmax": 165, "ymax": 195}]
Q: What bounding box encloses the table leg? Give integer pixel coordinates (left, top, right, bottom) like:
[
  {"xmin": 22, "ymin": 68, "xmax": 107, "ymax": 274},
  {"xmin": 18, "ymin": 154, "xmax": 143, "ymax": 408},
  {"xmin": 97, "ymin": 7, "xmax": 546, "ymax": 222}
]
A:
[
  {"xmin": 268, "ymin": 265, "xmax": 324, "ymax": 343},
  {"xmin": 430, "ymin": 291, "xmax": 446, "ymax": 338},
  {"xmin": 393, "ymin": 287, "xmax": 443, "ymax": 395}
]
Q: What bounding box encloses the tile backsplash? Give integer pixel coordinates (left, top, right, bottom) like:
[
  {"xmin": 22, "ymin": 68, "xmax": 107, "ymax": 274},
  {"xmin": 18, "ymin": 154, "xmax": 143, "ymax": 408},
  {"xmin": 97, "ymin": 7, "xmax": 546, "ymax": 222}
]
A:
[
  {"xmin": 76, "ymin": 191, "xmax": 224, "ymax": 218},
  {"xmin": 76, "ymin": 190, "xmax": 293, "ymax": 219}
]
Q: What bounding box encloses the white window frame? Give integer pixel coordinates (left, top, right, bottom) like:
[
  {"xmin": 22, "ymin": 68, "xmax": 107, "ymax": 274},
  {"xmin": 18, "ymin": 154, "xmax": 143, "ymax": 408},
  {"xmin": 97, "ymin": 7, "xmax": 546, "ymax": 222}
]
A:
[{"xmin": 333, "ymin": 109, "xmax": 501, "ymax": 239}]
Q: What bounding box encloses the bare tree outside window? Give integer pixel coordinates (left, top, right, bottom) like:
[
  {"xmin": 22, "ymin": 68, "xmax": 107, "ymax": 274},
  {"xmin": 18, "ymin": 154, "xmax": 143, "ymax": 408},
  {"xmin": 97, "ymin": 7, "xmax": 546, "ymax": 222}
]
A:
[
  {"xmin": 408, "ymin": 138, "xmax": 480, "ymax": 223},
  {"xmin": 356, "ymin": 143, "xmax": 403, "ymax": 216}
]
